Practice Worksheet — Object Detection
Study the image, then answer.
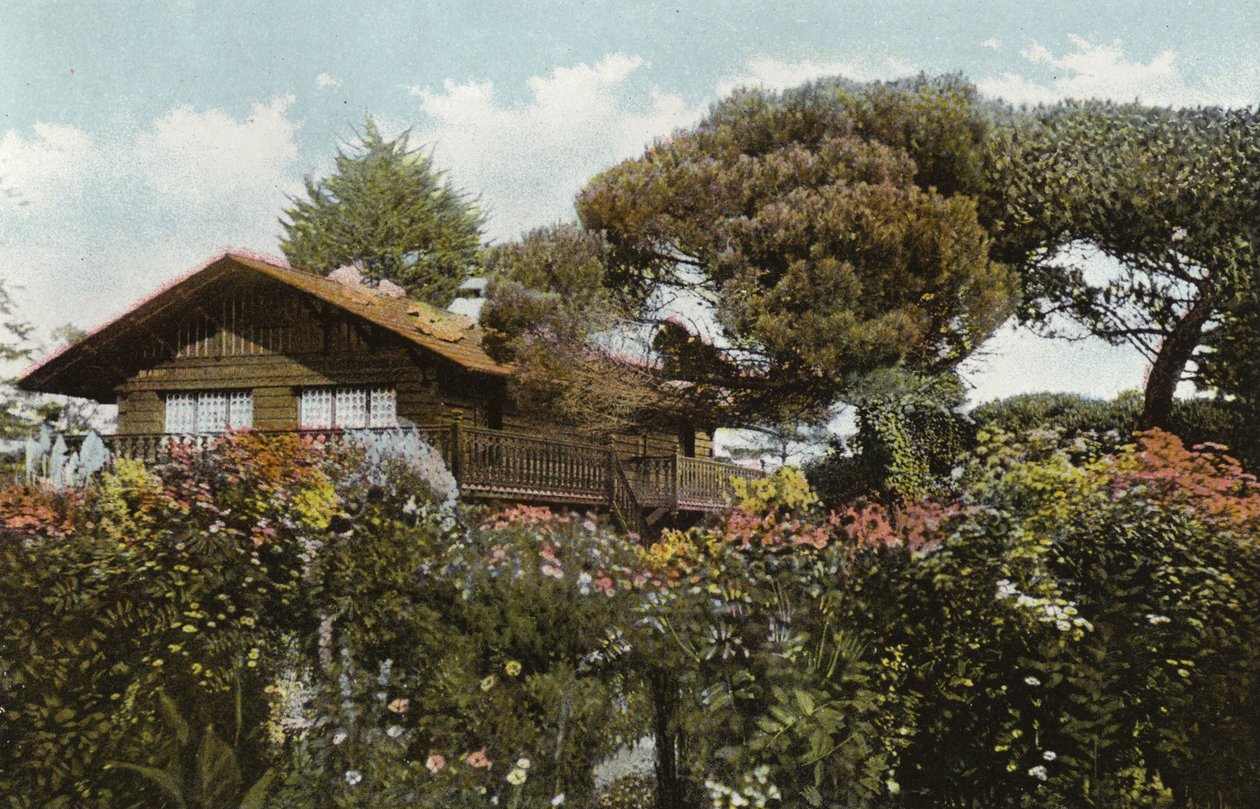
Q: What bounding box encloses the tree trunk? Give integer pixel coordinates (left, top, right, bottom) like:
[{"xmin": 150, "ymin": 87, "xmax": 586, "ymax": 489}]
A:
[
  {"xmin": 650, "ymin": 667, "xmax": 685, "ymax": 809},
  {"xmin": 1139, "ymin": 292, "xmax": 1215, "ymax": 430}
]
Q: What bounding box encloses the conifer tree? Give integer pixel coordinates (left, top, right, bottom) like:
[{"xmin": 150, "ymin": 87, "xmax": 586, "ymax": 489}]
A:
[{"xmin": 281, "ymin": 118, "xmax": 484, "ymax": 306}]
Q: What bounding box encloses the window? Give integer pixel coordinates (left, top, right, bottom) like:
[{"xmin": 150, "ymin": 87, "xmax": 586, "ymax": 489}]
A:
[
  {"xmin": 165, "ymin": 390, "xmax": 253, "ymax": 433},
  {"xmin": 299, "ymin": 386, "xmax": 397, "ymax": 429}
]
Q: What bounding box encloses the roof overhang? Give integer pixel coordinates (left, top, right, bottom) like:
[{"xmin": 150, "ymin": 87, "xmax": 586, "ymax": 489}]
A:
[{"xmin": 19, "ymin": 250, "xmax": 510, "ymax": 402}]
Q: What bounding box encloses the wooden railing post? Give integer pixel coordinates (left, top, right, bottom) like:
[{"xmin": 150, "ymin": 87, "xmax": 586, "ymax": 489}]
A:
[
  {"xmin": 671, "ymin": 449, "xmax": 680, "ymax": 512},
  {"xmin": 604, "ymin": 437, "xmax": 616, "ymax": 509},
  {"xmin": 450, "ymin": 413, "xmax": 464, "ymax": 483}
]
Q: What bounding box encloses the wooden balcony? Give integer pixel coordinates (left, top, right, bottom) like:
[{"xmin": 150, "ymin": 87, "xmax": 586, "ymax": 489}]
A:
[{"xmin": 102, "ymin": 424, "xmax": 766, "ymax": 535}]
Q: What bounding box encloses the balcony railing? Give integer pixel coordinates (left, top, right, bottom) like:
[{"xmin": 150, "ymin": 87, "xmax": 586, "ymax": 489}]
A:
[{"xmin": 101, "ymin": 423, "xmax": 766, "ymax": 528}]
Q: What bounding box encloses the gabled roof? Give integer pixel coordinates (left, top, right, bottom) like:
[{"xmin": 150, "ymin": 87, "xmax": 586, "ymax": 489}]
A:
[{"xmin": 19, "ymin": 250, "xmax": 510, "ymax": 400}]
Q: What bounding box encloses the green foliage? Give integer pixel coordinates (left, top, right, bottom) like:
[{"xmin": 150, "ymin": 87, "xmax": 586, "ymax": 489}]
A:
[
  {"xmin": 0, "ymin": 280, "xmax": 38, "ymax": 452},
  {"xmin": 480, "ymin": 225, "xmax": 667, "ymax": 434},
  {"xmin": 4, "ymin": 424, "xmax": 1260, "ymax": 809},
  {"xmin": 595, "ymin": 773, "xmax": 654, "ymax": 809},
  {"xmin": 992, "ymin": 101, "xmax": 1260, "ymax": 427},
  {"xmin": 575, "ymin": 74, "xmax": 1016, "ymax": 424},
  {"xmin": 267, "ymin": 504, "xmax": 647, "ymax": 808},
  {"xmin": 731, "ymin": 466, "xmax": 818, "ymax": 514},
  {"xmin": 972, "ymin": 390, "xmax": 1141, "ymax": 441},
  {"xmin": 971, "ymin": 389, "xmax": 1257, "ymax": 473},
  {"xmin": 0, "ymin": 434, "xmax": 335, "ymax": 806},
  {"xmin": 106, "ymin": 687, "xmax": 277, "ymax": 809},
  {"xmin": 280, "ymin": 118, "xmax": 484, "ymax": 306},
  {"xmin": 808, "ymin": 371, "xmax": 972, "ymax": 507}
]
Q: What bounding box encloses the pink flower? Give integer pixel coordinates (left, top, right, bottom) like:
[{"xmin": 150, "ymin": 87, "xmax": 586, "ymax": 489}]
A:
[
  {"xmin": 426, "ymin": 754, "xmax": 446, "ymax": 773},
  {"xmin": 466, "ymin": 748, "xmax": 492, "ymax": 769}
]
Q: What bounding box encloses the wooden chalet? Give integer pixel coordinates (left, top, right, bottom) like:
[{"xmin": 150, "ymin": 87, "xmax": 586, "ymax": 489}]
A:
[{"xmin": 19, "ymin": 251, "xmax": 761, "ymax": 533}]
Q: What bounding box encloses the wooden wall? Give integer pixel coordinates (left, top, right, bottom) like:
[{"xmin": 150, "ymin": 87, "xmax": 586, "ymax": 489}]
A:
[
  {"xmin": 113, "ymin": 281, "xmax": 490, "ymax": 434},
  {"xmin": 112, "ymin": 279, "xmax": 712, "ymax": 457}
]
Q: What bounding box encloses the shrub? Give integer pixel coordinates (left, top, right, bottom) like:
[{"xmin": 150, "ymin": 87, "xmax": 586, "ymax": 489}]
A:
[
  {"xmin": 0, "ymin": 433, "xmax": 337, "ymax": 807},
  {"xmin": 4, "ymin": 427, "xmax": 1260, "ymax": 809},
  {"xmin": 865, "ymin": 429, "xmax": 1260, "ymax": 807}
]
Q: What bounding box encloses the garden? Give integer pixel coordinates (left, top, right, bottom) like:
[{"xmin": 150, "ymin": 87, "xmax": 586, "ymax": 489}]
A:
[
  {"xmin": 3, "ymin": 397, "xmax": 1259, "ymax": 809},
  {"xmin": 5, "ymin": 70, "xmax": 1260, "ymax": 809}
]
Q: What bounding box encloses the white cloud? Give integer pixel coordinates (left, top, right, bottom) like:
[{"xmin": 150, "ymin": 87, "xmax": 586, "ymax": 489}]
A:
[
  {"xmin": 977, "ymin": 35, "xmax": 1258, "ymax": 107},
  {"xmin": 409, "ymin": 53, "xmax": 701, "ymax": 240},
  {"xmin": 0, "ymin": 96, "xmax": 303, "ymax": 338},
  {"xmin": 980, "ymin": 37, "xmax": 1002, "ymax": 50},
  {"xmin": 134, "ymin": 96, "xmax": 302, "ymax": 212},
  {"xmin": 316, "ymin": 72, "xmax": 340, "ymax": 89},
  {"xmin": 0, "ymin": 122, "xmax": 103, "ymax": 210},
  {"xmin": 714, "ymin": 55, "xmax": 916, "ymax": 97}
]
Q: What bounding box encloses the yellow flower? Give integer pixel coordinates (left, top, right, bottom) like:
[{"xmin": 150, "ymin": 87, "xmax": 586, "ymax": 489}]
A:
[
  {"xmin": 480, "ymin": 675, "xmax": 497, "ymax": 691},
  {"xmin": 505, "ymin": 660, "xmax": 522, "ymax": 677}
]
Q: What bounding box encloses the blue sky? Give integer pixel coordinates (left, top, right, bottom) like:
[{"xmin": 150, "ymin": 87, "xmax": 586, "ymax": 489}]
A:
[{"xmin": 3, "ymin": 0, "xmax": 1258, "ymax": 405}]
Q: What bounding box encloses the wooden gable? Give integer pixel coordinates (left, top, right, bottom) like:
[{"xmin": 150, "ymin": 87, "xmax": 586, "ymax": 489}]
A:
[{"xmin": 19, "ymin": 251, "xmax": 509, "ymax": 403}]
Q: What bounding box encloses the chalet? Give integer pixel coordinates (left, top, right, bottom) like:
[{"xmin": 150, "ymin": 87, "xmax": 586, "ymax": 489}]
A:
[{"xmin": 19, "ymin": 250, "xmax": 761, "ymax": 533}]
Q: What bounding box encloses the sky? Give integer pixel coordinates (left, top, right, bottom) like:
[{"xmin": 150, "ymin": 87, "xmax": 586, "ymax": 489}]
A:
[{"xmin": 2, "ymin": 0, "xmax": 1258, "ymax": 408}]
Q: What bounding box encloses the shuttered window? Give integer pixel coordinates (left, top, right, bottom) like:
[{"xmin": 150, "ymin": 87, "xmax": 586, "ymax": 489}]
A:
[
  {"xmin": 299, "ymin": 386, "xmax": 397, "ymax": 429},
  {"xmin": 165, "ymin": 391, "xmax": 253, "ymax": 433}
]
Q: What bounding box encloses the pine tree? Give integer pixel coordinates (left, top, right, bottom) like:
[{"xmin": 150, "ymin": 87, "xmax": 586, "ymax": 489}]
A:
[{"xmin": 280, "ymin": 118, "xmax": 484, "ymax": 306}]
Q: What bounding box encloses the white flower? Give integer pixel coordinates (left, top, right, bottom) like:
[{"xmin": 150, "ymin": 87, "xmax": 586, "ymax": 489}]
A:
[
  {"xmin": 1043, "ymin": 750, "xmax": 1057, "ymax": 761},
  {"xmin": 344, "ymin": 769, "xmax": 363, "ymax": 786},
  {"xmin": 1024, "ymin": 676, "xmax": 1041, "ymax": 687},
  {"xmin": 332, "ymin": 730, "xmax": 348, "ymax": 746},
  {"xmin": 1146, "ymin": 613, "xmax": 1171, "ymax": 625},
  {"xmin": 551, "ymin": 794, "xmax": 566, "ymax": 806},
  {"xmin": 387, "ymin": 725, "xmax": 403, "ymax": 738},
  {"xmin": 515, "ymin": 757, "xmax": 531, "ymax": 770},
  {"xmin": 1028, "ymin": 765, "xmax": 1048, "ymax": 781}
]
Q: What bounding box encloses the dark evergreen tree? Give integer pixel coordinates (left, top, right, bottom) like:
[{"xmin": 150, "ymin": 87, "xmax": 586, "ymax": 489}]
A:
[{"xmin": 281, "ymin": 118, "xmax": 484, "ymax": 306}]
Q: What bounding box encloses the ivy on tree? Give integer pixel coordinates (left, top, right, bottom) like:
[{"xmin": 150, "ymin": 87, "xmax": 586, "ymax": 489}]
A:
[{"xmin": 280, "ymin": 118, "xmax": 485, "ymax": 306}]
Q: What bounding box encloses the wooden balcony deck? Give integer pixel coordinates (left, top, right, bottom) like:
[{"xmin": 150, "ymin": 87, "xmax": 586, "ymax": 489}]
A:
[{"xmin": 103, "ymin": 424, "xmax": 765, "ymax": 535}]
